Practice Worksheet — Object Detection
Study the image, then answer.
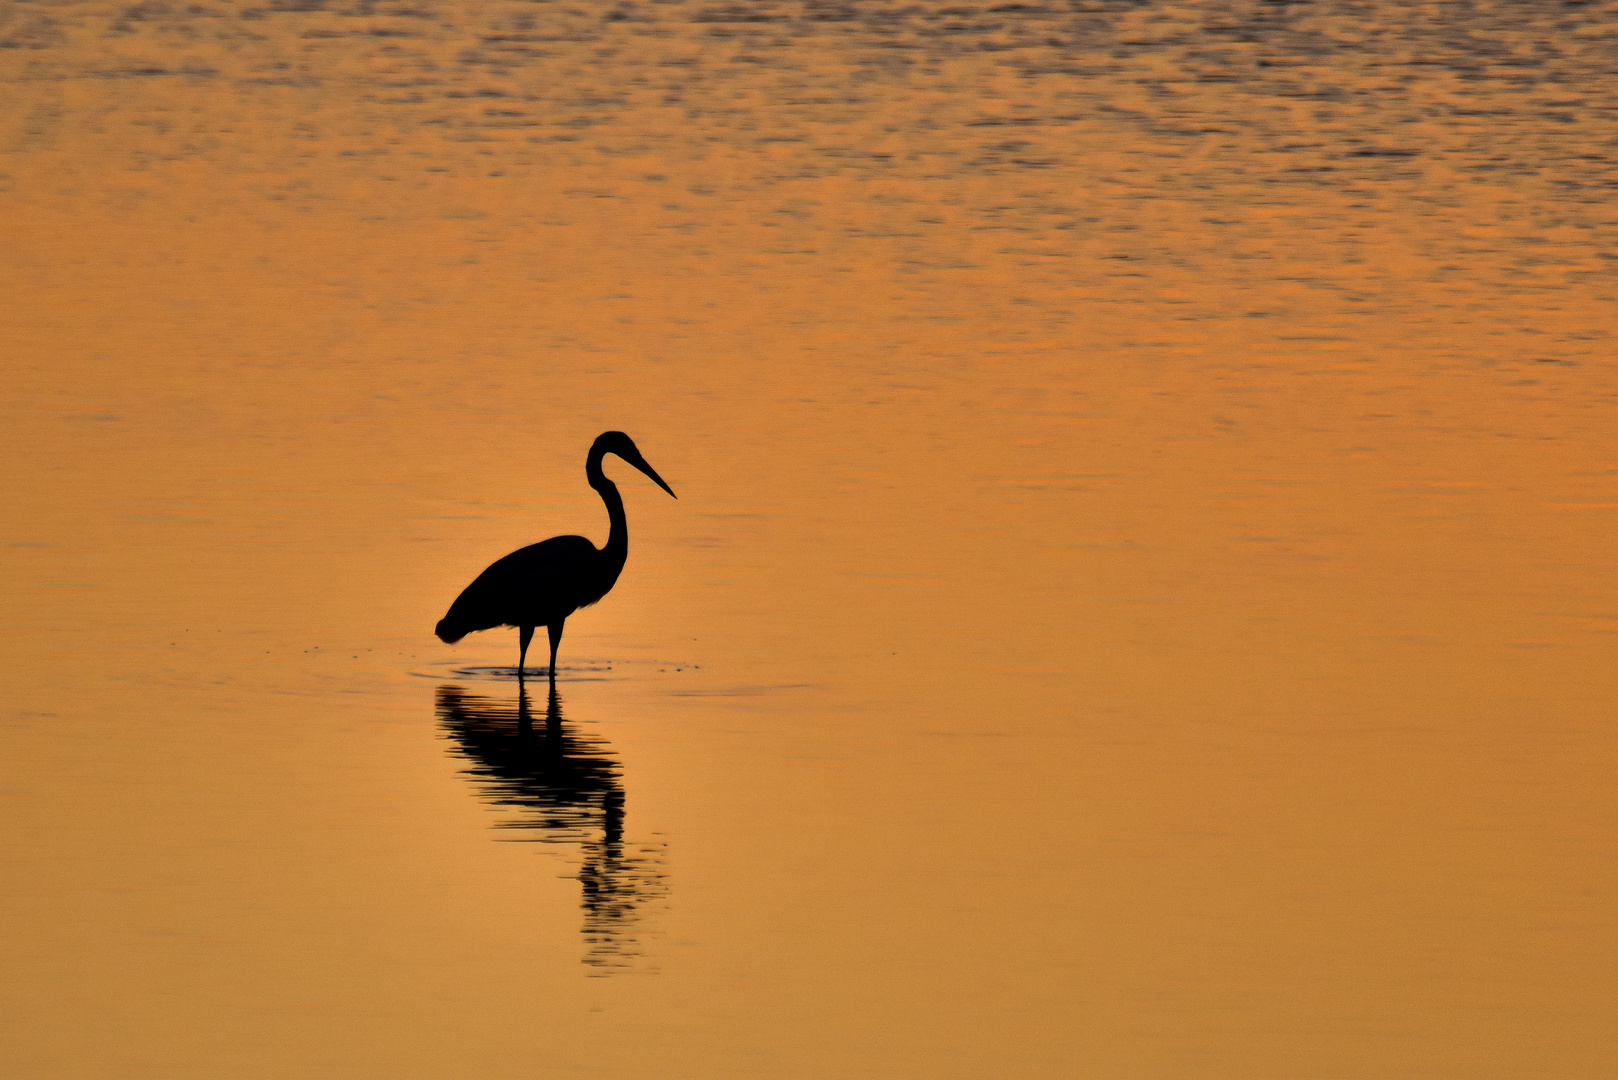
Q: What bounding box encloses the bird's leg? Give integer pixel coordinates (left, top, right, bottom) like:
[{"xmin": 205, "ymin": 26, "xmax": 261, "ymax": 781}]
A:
[
  {"xmin": 547, "ymin": 621, "xmax": 564, "ymax": 685},
  {"xmin": 518, "ymin": 625, "xmax": 535, "ymax": 680}
]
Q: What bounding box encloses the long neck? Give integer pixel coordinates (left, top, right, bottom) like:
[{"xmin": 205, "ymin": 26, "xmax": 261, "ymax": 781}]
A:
[{"xmin": 587, "ymin": 449, "xmax": 629, "ymax": 572}]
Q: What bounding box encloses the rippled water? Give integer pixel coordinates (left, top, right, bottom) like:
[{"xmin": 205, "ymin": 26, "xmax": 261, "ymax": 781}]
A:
[{"xmin": 4, "ymin": 2, "xmax": 1617, "ymax": 1077}]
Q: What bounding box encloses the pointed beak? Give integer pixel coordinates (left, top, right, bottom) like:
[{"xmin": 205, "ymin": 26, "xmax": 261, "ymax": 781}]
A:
[{"xmin": 630, "ymin": 454, "xmax": 677, "ymax": 499}]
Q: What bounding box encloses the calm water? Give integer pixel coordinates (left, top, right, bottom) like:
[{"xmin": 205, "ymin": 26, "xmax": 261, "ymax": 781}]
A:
[{"xmin": 4, "ymin": 1, "xmax": 1617, "ymax": 1076}]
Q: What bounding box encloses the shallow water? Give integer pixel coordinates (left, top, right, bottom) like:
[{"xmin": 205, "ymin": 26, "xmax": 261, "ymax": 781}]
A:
[{"xmin": 4, "ymin": 1, "xmax": 1617, "ymax": 1076}]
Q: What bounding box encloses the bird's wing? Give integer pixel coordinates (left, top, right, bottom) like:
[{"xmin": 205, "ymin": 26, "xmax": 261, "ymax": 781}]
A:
[
  {"xmin": 439, "ymin": 535, "xmax": 605, "ymax": 635},
  {"xmin": 481, "ymin": 535, "xmax": 600, "ymax": 612}
]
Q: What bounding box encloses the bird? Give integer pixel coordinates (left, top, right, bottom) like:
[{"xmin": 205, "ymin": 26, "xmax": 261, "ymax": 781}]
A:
[{"xmin": 434, "ymin": 431, "xmax": 676, "ymax": 682}]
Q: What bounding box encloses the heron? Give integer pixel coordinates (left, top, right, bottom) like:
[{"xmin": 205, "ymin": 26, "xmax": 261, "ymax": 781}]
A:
[{"xmin": 434, "ymin": 431, "xmax": 676, "ymax": 682}]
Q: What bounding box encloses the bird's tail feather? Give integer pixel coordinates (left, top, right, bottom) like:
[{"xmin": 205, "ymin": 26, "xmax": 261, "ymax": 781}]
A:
[{"xmin": 435, "ymin": 618, "xmax": 467, "ymax": 644}]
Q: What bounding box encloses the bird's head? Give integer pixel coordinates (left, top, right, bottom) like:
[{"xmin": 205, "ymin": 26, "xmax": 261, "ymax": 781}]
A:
[{"xmin": 591, "ymin": 431, "xmax": 677, "ymax": 498}]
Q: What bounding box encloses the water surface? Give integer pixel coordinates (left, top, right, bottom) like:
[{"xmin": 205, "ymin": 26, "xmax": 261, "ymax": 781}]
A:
[{"xmin": 4, "ymin": 2, "xmax": 1617, "ymax": 1077}]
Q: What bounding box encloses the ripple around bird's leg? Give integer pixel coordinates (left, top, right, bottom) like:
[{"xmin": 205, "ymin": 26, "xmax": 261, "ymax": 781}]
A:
[
  {"xmin": 410, "ymin": 657, "xmax": 703, "ymax": 682},
  {"xmin": 455, "ymin": 664, "xmax": 615, "ymax": 683},
  {"xmin": 408, "ymin": 660, "xmax": 617, "ymax": 682}
]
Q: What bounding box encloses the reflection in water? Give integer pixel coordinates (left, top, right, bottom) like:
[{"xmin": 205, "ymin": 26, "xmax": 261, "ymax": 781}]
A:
[{"xmin": 435, "ymin": 684, "xmax": 667, "ymax": 974}]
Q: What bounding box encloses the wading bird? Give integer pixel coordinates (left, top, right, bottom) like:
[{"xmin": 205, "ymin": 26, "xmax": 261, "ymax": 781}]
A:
[{"xmin": 434, "ymin": 431, "xmax": 676, "ymax": 682}]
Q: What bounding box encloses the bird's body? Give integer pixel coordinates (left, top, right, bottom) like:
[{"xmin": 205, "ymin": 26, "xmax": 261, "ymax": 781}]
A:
[
  {"xmin": 440, "ymin": 535, "xmax": 616, "ymax": 633},
  {"xmin": 435, "ymin": 432, "xmax": 675, "ymax": 681}
]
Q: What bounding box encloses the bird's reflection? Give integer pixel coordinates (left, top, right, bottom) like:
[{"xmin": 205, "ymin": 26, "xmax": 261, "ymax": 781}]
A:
[{"xmin": 435, "ymin": 683, "xmax": 667, "ymax": 974}]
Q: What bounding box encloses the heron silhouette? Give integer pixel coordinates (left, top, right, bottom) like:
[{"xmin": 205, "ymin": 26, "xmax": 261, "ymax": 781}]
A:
[{"xmin": 434, "ymin": 431, "xmax": 676, "ymax": 681}]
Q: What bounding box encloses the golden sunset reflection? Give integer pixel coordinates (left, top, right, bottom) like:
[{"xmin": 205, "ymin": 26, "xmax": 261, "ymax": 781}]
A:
[{"xmin": 4, "ymin": 1, "xmax": 1616, "ymax": 1076}]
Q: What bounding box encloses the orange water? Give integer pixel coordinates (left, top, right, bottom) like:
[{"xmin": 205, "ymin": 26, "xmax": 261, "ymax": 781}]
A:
[{"xmin": 4, "ymin": 2, "xmax": 1617, "ymax": 1077}]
